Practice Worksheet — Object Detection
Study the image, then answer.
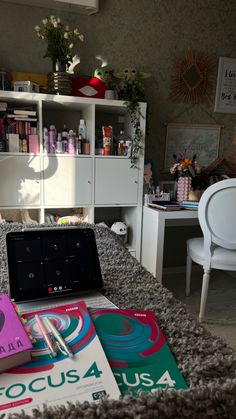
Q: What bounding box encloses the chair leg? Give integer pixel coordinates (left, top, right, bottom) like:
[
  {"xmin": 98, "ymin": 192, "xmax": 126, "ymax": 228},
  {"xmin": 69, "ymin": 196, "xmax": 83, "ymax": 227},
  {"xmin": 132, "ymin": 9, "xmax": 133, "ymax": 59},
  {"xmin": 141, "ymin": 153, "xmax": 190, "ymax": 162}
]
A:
[
  {"xmin": 199, "ymin": 268, "xmax": 211, "ymax": 323},
  {"xmin": 186, "ymin": 254, "xmax": 192, "ymax": 296}
]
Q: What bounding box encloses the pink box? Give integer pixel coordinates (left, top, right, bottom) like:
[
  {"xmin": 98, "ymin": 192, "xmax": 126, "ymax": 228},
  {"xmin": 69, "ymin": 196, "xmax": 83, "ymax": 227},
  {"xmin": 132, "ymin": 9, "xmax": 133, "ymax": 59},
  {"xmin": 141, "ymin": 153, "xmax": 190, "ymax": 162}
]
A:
[{"xmin": 28, "ymin": 134, "xmax": 40, "ymax": 153}]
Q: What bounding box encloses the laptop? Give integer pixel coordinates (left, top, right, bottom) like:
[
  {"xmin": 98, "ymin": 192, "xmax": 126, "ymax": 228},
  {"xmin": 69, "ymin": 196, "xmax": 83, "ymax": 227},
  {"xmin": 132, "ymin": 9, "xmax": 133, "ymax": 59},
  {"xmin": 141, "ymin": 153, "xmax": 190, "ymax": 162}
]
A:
[{"xmin": 6, "ymin": 227, "xmax": 116, "ymax": 313}]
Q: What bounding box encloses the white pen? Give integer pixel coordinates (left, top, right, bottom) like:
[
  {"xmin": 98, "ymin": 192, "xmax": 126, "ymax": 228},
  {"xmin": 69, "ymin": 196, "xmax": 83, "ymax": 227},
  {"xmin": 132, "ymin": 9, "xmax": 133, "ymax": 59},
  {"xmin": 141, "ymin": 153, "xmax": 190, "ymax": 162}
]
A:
[
  {"xmin": 35, "ymin": 314, "xmax": 57, "ymax": 358},
  {"xmin": 43, "ymin": 317, "xmax": 74, "ymax": 358}
]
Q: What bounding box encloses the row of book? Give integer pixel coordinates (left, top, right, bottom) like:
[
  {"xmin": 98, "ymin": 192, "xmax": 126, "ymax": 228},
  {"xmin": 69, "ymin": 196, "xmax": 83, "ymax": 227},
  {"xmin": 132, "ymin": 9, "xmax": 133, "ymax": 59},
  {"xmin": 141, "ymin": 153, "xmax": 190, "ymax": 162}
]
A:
[
  {"xmin": 0, "ymin": 102, "xmax": 39, "ymax": 153},
  {"xmin": 0, "ymin": 294, "xmax": 187, "ymax": 415}
]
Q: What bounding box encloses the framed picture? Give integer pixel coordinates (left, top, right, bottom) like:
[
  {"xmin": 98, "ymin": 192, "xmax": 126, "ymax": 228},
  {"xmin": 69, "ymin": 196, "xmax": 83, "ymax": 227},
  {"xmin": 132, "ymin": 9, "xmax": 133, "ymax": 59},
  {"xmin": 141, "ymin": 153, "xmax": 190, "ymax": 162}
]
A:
[
  {"xmin": 164, "ymin": 123, "xmax": 222, "ymax": 170},
  {"xmin": 159, "ymin": 181, "xmax": 177, "ymax": 199},
  {"xmin": 214, "ymin": 57, "xmax": 236, "ymax": 114}
]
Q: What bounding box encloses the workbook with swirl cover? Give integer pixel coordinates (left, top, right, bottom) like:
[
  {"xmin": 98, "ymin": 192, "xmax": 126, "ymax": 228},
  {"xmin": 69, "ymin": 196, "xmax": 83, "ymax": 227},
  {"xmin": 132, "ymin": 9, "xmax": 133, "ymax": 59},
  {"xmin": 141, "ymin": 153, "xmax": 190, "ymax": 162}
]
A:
[
  {"xmin": 90, "ymin": 308, "xmax": 188, "ymax": 395},
  {"xmin": 0, "ymin": 301, "xmax": 120, "ymax": 415}
]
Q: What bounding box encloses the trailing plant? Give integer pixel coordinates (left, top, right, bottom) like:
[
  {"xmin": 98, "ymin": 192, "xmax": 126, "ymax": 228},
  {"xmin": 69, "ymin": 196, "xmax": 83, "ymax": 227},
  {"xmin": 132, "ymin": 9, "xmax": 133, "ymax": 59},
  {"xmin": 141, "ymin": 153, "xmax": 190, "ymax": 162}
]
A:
[
  {"xmin": 124, "ymin": 99, "xmax": 143, "ymax": 168},
  {"xmin": 115, "ymin": 68, "xmax": 149, "ymax": 167}
]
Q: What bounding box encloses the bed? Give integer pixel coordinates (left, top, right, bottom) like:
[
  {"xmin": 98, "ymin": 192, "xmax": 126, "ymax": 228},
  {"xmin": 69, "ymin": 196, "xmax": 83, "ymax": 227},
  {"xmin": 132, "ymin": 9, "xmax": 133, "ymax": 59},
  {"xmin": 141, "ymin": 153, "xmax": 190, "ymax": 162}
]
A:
[{"xmin": 0, "ymin": 222, "xmax": 236, "ymax": 419}]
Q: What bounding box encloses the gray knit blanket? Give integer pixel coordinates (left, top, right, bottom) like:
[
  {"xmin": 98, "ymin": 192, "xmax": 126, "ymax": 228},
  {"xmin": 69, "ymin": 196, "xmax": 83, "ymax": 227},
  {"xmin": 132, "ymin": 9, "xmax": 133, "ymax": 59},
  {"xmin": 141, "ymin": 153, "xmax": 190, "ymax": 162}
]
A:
[{"xmin": 0, "ymin": 222, "xmax": 236, "ymax": 419}]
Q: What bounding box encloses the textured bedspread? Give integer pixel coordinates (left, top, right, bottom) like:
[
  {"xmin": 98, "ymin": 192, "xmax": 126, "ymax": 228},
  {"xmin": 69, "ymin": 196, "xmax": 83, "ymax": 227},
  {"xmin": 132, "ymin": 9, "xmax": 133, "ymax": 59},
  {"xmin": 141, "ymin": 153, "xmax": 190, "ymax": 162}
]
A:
[{"xmin": 0, "ymin": 222, "xmax": 236, "ymax": 419}]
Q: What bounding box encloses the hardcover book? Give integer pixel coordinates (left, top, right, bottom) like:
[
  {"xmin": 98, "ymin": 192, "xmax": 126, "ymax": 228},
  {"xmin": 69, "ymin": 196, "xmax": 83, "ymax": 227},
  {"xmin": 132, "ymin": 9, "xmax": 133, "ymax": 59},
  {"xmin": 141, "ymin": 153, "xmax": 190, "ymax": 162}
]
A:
[
  {"xmin": 0, "ymin": 301, "xmax": 120, "ymax": 415},
  {"xmin": 0, "ymin": 294, "xmax": 32, "ymax": 372},
  {"xmin": 148, "ymin": 201, "xmax": 182, "ymax": 211},
  {"xmin": 90, "ymin": 308, "xmax": 188, "ymax": 396}
]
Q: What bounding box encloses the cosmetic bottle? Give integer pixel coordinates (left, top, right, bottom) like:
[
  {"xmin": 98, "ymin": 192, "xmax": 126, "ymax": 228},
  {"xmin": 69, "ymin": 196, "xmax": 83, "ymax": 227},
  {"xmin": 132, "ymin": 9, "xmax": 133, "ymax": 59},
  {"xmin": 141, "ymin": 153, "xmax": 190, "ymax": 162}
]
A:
[
  {"xmin": 56, "ymin": 133, "xmax": 62, "ymax": 154},
  {"xmin": 76, "ymin": 134, "xmax": 82, "ymax": 154},
  {"xmin": 62, "ymin": 125, "xmax": 68, "ymax": 153},
  {"xmin": 48, "ymin": 125, "xmax": 57, "ymax": 154},
  {"xmin": 43, "ymin": 127, "xmax": 49, "ymax": 153},
  {"xmin": 68, "ymin": 130, "xmax": 75, "ymax": 154},
  {"xmin": 78, "ymin": 119, "xmax": 86, "ymax": 140}
]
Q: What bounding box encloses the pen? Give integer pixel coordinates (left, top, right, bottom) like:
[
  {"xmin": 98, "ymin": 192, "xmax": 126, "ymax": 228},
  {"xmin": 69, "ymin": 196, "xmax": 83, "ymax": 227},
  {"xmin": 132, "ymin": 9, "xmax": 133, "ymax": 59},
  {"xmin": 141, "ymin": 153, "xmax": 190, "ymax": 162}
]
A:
[
  {"xmin": 34, "ymin": 314, "xmax": 57, "ymax": 358},
  {"xmin": 43, "ymin": 317, "xmax": 74, "ymax": 358}
]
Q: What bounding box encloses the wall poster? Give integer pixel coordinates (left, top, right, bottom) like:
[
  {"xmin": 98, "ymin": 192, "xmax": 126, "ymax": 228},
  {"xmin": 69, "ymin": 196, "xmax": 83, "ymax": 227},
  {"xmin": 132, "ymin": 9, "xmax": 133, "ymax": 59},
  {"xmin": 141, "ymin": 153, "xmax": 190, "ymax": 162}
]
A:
[
  {"xmin": 214, "ymin": 57, "xmax": 236, "ymax": 114},
  {"xmin": 164, "ymin": 123, "xmax": 222, "ymax": 170}
]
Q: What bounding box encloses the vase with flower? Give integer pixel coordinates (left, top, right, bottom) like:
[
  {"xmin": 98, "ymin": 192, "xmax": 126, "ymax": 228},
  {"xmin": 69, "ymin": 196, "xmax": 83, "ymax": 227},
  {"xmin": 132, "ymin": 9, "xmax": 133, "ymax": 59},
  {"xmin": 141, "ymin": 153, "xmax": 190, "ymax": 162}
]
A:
[
  {"xmin": 35, "ymin": 16, "xmax": 84, "ymax": 95},
  {"xmin": 170, "ymin": 153, "xmax": 201, "ymax": 202}
]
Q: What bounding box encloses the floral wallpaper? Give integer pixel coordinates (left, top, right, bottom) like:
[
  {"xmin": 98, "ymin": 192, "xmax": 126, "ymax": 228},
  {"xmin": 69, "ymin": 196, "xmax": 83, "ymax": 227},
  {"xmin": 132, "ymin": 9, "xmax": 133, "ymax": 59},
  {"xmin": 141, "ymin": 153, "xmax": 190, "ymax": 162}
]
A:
[{"xmin": 0, "ymin": 0, "xmax": 236, "ymax": 185}]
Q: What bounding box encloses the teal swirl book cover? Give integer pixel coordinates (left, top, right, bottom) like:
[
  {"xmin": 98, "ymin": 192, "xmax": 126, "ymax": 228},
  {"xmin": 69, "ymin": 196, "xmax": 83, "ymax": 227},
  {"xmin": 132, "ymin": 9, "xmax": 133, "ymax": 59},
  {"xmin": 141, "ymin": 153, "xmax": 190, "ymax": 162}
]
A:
[{"xmin": 90, "ymin": 308, "xmax": 188, "ymax": 396}]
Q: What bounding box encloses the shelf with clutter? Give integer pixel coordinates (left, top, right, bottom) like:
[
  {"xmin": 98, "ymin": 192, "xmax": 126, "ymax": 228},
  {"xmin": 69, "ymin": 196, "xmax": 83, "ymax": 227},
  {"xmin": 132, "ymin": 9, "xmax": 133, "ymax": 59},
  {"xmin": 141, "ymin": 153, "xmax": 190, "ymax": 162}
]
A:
[{"xmin": 0, "ymin": 91, "xmax": 146, "ymax": 261}]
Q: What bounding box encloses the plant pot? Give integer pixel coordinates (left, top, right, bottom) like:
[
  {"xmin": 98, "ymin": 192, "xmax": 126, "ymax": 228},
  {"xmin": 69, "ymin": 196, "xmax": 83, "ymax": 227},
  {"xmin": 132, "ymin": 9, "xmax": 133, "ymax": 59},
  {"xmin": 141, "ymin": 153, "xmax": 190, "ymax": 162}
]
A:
[
  {"xmin": 177, "ymin": 176, "xmax": 192, "ymax": 202},
  {"xmin": 104, "ymin": 89, "xmax": 115, "ymax": 100},
  {"xmin": 47, "ymin": 60, "xmax": 72, "ymax": 95}
]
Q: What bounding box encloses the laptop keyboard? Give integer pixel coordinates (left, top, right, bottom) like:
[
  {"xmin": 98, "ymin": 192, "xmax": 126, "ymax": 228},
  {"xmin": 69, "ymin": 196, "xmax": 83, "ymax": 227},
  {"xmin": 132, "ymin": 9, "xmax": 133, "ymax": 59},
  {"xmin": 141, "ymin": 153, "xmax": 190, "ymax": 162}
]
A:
[{"xmin": 18, "ymin": 292, "xmax": 117, "ymax": 314}]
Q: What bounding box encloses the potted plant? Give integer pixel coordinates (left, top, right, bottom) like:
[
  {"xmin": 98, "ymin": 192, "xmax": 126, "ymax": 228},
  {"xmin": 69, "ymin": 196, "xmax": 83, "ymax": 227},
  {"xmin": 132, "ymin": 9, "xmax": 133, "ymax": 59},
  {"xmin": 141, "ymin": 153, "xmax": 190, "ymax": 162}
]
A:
[
  {"xmin": 34, "ymin": 15, "xmax": 84, "ymax": 95},
  {"xmin": 104, "ymin": 70, "xmax": 117, "ymax": 100},
  {"xmin": 35, "ymin": 15, "xmax": 84, "ymax": 71}
]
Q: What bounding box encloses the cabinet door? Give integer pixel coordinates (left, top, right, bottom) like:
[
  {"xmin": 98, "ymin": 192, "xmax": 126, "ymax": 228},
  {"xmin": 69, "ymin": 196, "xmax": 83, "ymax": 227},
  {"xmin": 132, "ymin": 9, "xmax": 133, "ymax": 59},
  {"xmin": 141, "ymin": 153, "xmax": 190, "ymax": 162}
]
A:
[
  {"xmin": 0, "ymin": 155, "xmax": 41, "ymax": 206},
  {"xmin": 43, "ymin": 156, "xmax": 92, "ymax": 206},
  {"xmin": 95, "ymin": 158, "xmax": 139, "ymax": 205}
]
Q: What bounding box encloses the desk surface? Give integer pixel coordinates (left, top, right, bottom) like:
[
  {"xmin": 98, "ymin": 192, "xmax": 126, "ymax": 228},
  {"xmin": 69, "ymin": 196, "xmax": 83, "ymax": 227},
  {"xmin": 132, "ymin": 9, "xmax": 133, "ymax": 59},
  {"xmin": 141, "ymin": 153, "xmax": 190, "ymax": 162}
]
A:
[
  {"xmin": 141, "ymin": 205, "xmax": 199, "ymax": 282},
  {"xmin": 144, "ymin": 205, "xmax": 198, "ymax": 219}
]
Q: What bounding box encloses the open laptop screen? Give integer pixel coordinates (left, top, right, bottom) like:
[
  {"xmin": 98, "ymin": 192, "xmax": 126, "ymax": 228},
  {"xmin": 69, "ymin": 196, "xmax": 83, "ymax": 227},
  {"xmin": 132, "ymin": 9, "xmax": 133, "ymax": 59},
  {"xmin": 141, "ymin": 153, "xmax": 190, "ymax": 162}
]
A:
[{"xmin": 6, "ymin": 227, "xmax": 103, "ymax": 303}]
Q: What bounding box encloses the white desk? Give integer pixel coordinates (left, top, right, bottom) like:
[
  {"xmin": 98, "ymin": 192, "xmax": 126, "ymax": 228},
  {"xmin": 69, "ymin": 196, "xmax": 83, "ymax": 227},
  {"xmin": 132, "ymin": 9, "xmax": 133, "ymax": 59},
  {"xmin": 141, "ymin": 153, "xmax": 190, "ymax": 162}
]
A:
[{"xmin": 141, "ymin": 205, "xmax": 199, "ymax": 283}]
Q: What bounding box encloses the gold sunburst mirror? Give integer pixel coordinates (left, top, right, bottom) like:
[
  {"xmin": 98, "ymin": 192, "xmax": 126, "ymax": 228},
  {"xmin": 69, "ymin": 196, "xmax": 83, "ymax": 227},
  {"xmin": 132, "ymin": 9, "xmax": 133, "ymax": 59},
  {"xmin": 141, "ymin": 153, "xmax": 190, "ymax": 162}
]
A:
[{"xmin": 170, "ymin": 51, "xmax": 215, "ymax": 104}]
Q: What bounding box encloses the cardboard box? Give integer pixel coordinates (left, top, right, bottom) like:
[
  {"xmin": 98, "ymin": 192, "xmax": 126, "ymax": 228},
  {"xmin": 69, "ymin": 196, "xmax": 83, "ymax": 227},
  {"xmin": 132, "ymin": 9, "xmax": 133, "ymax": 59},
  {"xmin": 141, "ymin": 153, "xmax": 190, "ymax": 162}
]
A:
[{"xmin": 13, "ymin": 81, "xmax": 39, "ymax": 93}]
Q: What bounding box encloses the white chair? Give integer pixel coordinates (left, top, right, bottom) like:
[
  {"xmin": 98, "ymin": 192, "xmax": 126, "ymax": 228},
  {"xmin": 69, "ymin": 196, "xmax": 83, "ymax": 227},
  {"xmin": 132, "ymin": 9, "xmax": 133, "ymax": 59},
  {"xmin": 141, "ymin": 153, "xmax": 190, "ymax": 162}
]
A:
[{"xmin": 186, "ymin": 178, "xmax": 236, "ymax": 322}]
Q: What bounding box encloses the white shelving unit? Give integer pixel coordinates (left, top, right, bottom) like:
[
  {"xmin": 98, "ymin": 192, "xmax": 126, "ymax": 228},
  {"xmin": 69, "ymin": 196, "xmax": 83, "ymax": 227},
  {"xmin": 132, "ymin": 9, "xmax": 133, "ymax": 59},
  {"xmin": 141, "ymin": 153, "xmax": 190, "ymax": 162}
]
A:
[{"xmin": 0, "ymin": 91, "xmax": 146, "ymax": 260}]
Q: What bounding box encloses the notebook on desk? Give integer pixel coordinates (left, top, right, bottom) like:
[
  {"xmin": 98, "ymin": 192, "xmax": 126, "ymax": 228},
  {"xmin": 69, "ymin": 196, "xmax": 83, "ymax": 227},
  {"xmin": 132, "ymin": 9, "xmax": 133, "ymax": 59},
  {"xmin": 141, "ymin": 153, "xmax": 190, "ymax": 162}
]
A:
[{"xmin": 6, "ymin": 227, "xmax": 116, "ymax": 313}]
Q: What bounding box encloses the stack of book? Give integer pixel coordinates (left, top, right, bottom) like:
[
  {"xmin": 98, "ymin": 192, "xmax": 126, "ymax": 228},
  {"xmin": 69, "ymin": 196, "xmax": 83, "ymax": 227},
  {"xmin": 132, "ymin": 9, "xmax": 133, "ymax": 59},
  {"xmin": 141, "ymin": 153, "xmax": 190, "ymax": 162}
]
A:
[
  {"xmin": 148, "ymin": 200, "xmax": 182, "ymax": 211},
  {"xmin": 0, "ymin": 297, "xmax": 188, "ymax": 415},
  {"xmin": 180, "ymin": 200, "xmax": 199, "ymax": 210},
  {"xmin": 0, "ymin": 104, "xmax": 39, "ymax": 153}
]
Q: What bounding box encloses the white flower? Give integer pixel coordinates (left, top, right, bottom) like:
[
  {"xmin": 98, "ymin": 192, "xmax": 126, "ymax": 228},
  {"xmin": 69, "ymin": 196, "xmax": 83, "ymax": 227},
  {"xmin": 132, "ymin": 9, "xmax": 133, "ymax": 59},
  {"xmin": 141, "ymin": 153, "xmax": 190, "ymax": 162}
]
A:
[
  {"xmin": 42, "ymin": 18, "xmax": 48, "ymax": 25},
  {"xmin": 64, "ymin": 32, "xmax": 69, "ymax": 39},
  {"xmin": 69, "ymin": 43, "xmax": 74, "ymax": 49},
  {"xmin": 34, "ymin": 25, "xmax": 40, "ymax": 32},
  {"xmin": 57, "ymin": 17, "xmax": 61, "ymax": 23},
  {"xmin": 79, "ymin": 34, "xmax": 84, "ymax": 42},
  {"xmin": 74, "ymin": 28, "xmax": 79, "ymax": 35},
  {"xmin": 50, "ymin": 15, "xmax": 55, "ymax": 21}
]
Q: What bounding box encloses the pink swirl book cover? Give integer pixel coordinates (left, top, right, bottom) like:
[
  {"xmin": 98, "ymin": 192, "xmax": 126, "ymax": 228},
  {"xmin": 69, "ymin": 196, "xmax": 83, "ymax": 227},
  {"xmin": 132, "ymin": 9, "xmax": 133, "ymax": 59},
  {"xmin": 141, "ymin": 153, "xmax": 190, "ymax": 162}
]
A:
[{"xmin": 0, "ymin": 294, "xmax": 32, "ymax": 372}]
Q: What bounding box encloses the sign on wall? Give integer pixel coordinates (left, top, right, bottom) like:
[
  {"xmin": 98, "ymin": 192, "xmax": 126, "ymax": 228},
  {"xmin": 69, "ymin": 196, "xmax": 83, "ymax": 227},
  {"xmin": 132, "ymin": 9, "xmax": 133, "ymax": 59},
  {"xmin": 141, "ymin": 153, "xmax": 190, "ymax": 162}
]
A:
[
  {"xmin": 164, "ymin": 123, "xmax": 222, "ymax": 170},
  {"xmin": 214, "ymin": 57, "xmax": 236, "ymax": 114}
]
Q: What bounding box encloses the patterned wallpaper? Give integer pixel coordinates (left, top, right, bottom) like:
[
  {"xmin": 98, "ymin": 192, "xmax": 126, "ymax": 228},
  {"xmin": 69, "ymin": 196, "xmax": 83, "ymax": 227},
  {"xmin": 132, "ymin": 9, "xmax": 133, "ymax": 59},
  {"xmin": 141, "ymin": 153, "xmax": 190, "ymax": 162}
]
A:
[{"xmin": 0, "ymin": 0, "xmax": 236, "ymax": 184}]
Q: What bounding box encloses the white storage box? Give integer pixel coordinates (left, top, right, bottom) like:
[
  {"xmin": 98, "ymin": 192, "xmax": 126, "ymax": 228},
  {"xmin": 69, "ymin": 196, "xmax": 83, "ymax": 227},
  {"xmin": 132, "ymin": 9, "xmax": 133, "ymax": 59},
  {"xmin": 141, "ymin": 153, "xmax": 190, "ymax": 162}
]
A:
[{"xmin": 13, "ymin": 81, "xmax": 39, "ymax": 93}]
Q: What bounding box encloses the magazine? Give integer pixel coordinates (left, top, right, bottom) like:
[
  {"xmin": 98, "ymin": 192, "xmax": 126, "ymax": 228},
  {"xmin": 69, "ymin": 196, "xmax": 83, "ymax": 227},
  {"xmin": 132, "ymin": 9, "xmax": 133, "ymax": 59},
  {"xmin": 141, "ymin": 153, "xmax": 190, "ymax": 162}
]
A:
[
  {"xmin": 90, "ymin": 308, "xmax": 188, "ymax": 396},
  {"xmin": 0, "ymin": 301, "xmax": 120, "ymax": 415}
]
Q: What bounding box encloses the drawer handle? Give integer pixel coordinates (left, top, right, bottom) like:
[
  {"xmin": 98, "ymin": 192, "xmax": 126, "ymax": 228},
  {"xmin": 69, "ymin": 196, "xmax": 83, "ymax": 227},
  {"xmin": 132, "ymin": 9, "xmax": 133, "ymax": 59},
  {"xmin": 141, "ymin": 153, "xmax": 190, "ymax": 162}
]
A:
[
  {"xmin": 87, "ymin": 180, "xmax": 91, "ymax": 184},
  {"xmin": 134, "ymin": 180, "xmax": 138, "ymax": 184}
]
